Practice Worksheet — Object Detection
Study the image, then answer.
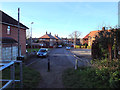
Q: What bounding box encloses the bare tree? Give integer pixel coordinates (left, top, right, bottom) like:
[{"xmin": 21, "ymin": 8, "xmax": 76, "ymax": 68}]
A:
[
  {"xmin": 26, "ymin": 29, "xmax": 31, "ymax": 39},
  {"xmin": 69, "ymin": 31, "xmax": 81, "ymax": 48},
  {"xmin": 69, "ymin": 31, "xmax": 81, "ymax": 38}
]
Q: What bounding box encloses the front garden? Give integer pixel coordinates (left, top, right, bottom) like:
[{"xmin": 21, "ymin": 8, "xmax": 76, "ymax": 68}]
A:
[
  {"xmin": 62, "ymin": 28, "xmax": 120, "ymax": 88},
  {"xmin": 2, "ymin": 64, "xmax": 41, "ymax": 88},
  {"xmin": 62, "ymin": 58, "xmax": 120, "ymax": 88}
]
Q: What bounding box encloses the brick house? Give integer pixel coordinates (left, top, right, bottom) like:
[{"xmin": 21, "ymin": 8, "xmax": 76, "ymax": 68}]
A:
[
  {"xmin": 0, "ymin": 10, "xmax": 29, "ymax": 58},
  {"xmin": 83, "ymin": 27, "xmax": 113, "ymax": 47},
  {"xmin": 82, "ymin": 33, "xmax": 89, "ymax": 45},
  {"xmin": 39, "ymin": 32, "xmax": 56, "ymax": 47},
  {"xmin": 54, "ymin": 34, "xmax": 62, "ymax": 45},
  {"xmin": 0, "ymin": 37, "xmax": 18, "ymax": 60},
  {"xmin": 61, "ymin": 38, "xmax": 81, "ymax": 46},
  {"xmin": 61, "ymin": 38, "xmax": 68, "ymax": 44},
  {"xmin": 67, "ymin": 38, "xmax": 81, "ymax": 45},
  {"xmin": 88, "ymin": 30, "xmax": 100, "ymax": 46}
]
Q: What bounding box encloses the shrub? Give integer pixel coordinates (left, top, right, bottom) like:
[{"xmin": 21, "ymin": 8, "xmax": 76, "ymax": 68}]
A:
[
  {"xmin": 75, "ymin": 45, "xmax": 80, "ymax": 48},
  {"xmin": 91, "ymin": 59, "xmax": 120, "ymax": 88},
  {"xmin": 81, "ymin": 46, "xmax": 86, "ymax": 48},
  {"xmin": 81, "ymin": 46, "xmax": 84, "ymax": 48},
  {"xmin": 87, "ymin": 46, "xmax": 91, "ymax": 49},
  {"xmin": 83, "ymin": 43, "xmax": 88, "ymax": 48},
  {"xmin": 63, "ymin": 59, "xmax": 120, "ymax": 88}
]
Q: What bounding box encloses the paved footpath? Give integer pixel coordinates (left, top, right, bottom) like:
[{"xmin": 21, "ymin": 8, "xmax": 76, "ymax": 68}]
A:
[
  {"xmin": 29, "ymin": 48, "xmax": 76, "ymax": 88},
  {"xmin": 28, "ymin": 48, "xmax": 92, "ymax": 88},
  {"xmin": 70, "ymin": 48, "xmax": 92, "ymax": 64}
]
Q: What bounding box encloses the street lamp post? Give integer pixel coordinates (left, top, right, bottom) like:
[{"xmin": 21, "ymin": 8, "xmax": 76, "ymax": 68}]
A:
[{"xmin": 31, "ymin": 22, "xmax": 34, "ymax": 53}]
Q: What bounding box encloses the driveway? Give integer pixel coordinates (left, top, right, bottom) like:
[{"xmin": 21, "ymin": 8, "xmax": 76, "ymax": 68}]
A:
[
  {"xmin": 70, "ymin": 48, "xmax": 92, "ymax": 61},
  {"xmin": 27, "ymin": 47, "xmax": 89, "ymax": 88}
]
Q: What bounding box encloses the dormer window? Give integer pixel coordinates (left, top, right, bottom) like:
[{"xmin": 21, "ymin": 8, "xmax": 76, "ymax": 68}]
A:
[{"xmin": 7, "ymin": 26, "xmax": 10, "ymax": 34}]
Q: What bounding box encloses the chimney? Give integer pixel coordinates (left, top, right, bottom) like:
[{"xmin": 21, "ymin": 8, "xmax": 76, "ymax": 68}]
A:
[
  {"xmin": 50, "ymin": 32, "xmax": 51, "ymax": 35},
  {"xmin": 57, "ymin": 34, "xmax": 58, "ymax": 37},
  {"xmin": 102, "ymin": 27, "xmax": 105, "ymax": 31},
  {"xmin": 46, "ymin": 31, "xmax": 47, "ymax": 34}
]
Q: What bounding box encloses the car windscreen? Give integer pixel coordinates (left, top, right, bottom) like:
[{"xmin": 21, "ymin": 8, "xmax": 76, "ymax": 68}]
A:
[{"xmin": 39, "ymin": 49, "xmax": 46, "ymax": 52}]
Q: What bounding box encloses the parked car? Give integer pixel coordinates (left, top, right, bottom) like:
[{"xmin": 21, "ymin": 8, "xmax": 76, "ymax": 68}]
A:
[
  {"xmin": 37, "ymin": 48, "xmax": 48, "ymax": 57},
  {"xmin": 66, "ymin": 46, "xmax": 71, "ymax": 50},
  {"xmin": 71, "ymin": 44, "xmax": 74, "ymax": 47},
  {"xmin": 26, "ymin": 50, "xmax": 28, "ymax": 54},
  {"xmin": 58, "ymin": 45, "xmax": 62, "ymax": 48}
]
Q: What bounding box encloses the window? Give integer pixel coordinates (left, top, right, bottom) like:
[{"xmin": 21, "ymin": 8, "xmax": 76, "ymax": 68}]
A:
[
  {"xmin": 50, "ymin": 39, "xmax": 53, "ymax": 41},
  {"xmin": 7, "ymin": 26, "xmax": 10, "ymax": 34},
  {"xmin": 40, "ymin": 39, "xmax": 42, "ymax": 41}
]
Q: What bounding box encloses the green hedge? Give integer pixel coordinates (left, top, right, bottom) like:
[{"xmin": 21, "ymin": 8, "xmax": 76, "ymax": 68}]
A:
[
  {"xmin": 62, "ymin": 59, "xmax": 120, "ymax": 88},
  {"xmin": 87, "ymin": 46, "xmax": 91, "ymax": 49},
  {"xmin": 81, "ymin": 46, "xmax": 86, "ymax": 48},
  {"xmin": 75, "ymin": 45, "xmax": 80, "ymax": 48}
]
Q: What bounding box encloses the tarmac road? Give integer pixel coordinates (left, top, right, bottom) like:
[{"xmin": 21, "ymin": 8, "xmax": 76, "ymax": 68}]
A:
[{"xmin": 27, "ymin": 47, "xmax": 87, "ymax": 88}]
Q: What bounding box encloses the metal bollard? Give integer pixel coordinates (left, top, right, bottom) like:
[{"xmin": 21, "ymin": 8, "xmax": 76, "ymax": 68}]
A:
[
  {"xmin": 75, "ymin": 59, "xmax": 78, "ymax": 70},
  {"xmin": 48, "ymin": 58, "xmax": 50, "ymax": 72}
]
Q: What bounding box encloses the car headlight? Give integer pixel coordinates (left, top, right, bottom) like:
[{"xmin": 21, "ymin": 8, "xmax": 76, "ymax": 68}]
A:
[
  {"xmin": 37, "ymin": 52, "xmax": 40, "ymax": 55},
  {"xmin": 43, "ymin": 53, "xmax": 47, "ymax": 55}
]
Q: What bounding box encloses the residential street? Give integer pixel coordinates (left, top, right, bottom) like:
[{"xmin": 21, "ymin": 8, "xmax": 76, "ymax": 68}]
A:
[
  {"xmin": 28, "ymin": 47, "xmax": 91, "ymax": 88},
  {"xmin": 70, "ymin": 48, "xmax": 92, "ymax": 64}
]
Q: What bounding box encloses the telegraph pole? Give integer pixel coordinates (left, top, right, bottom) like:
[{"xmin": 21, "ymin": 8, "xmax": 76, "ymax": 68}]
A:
[
  {"xmin": 74, "ymin": 31, "xmax": 76, "ymax": 48},
  {"xmin": 18, "ymin": 8, "xmax": 20, "ymax": 57},
  {"xmin": 31, "ymin": 22, "xmax": 34, "ymax": 53}
]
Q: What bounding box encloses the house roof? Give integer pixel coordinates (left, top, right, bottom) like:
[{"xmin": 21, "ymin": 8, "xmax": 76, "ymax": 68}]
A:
[
  {"xmin": 0, "ymin": 37, "xmax": 18, "ymax": 44},
  {"xmin": 0, "ymin": 10, "xmax": 29, "ymax": 29},
  {"xmin": 83, "ymin": 33, "xmax": 89, "ymax": 39},
  {"xmin": 88, "ymin": 30, "xmax": 100, "ymax": 37},
  {"xmin": 39, "ymin": 34, "xmax": 56, "ymax": 39},
  {"xmin": 54, "ymin": 35, "xmax": 61, "ymax": 40},
  {"xmin": 83, "ymin": 28, "xmax": 114, "ymax": 39}
]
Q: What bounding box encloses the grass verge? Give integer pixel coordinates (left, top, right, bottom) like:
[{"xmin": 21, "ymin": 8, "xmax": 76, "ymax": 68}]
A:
[
  {"xmin": 62, "ymin": 66, "xmax": 119, "ymax": 88},
  {"xmin": 2, "ymin": 64, "xmax": 41, "ymax": 88},
  {"xmin": 27, "ymin": 48, "xmax": 52, "ymax": 53},
  {"xmin": 27, "ymin": 48, "xmax": 40, "ymax": 53}
]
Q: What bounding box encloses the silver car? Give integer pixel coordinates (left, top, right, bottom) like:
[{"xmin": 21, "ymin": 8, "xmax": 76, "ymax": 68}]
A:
[
  {"xmin": 66, "ymin": 46, "xmax": 71, "ymax": 50},
  {"xmin": 37, "ymin": 48, "xmax": 48, "ymax": 57}
]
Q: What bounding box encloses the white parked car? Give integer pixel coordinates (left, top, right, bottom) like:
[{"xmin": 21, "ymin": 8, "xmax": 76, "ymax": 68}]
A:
[
  {"xmin": 26, "ymin": 50, "xmax": 28, "ymax": 53},
  {"xmin": 58, "ymin": 45, "xmax": 62, "ymax": 48},
  {"xmin": 66, "ymin": 46, "xmax": 71, "ymax": 50}
]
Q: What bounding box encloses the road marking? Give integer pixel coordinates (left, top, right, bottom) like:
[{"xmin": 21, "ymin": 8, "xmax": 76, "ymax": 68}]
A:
[
  {"xmin": 26, "ymin": 57, "xmax": 49, "ymax": 67},
  {"xmin": 26, "ymin": 59, "xmax": 39, "ymax": 67},
  {"xmin": 26, "ymin": 58, "xmax": 42, "ymax": 67}
]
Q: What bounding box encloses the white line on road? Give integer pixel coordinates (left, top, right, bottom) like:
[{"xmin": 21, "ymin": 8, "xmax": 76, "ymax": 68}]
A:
[{"xmin": 26, "ymin": 58, "xmax": 40, "ymax": 67}]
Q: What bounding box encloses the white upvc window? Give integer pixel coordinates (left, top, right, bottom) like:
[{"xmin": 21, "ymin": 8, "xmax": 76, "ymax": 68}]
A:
[
  {"xmin": 7, "ymin": 26, "xmax": 10, "ymax": 34},
  {"xmin": 50, "ymin": 39, "xmax": 53, "ymax": 41},
  {"xmin": 40, "ymin": 39, "xmax": 42, "ymax": 41}
]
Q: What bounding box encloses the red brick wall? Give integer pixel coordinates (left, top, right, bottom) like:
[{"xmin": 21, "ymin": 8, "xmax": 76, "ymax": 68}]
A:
[
  {"xmin": 83, "ymin": 39, "xmax": 88, "ymax": 45},
  {"xmin": 0, "ymin": 24, "xmax": 2, "ymax": 37},
  {"xmin": 2, "ymin": 24, "xmax": 26, "ymax": 55}
]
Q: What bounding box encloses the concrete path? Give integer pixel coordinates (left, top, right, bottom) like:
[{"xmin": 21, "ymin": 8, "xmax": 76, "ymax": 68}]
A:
[{"xmin": 29, "ymin": 47, "xmax": 76, "ymax": 88}]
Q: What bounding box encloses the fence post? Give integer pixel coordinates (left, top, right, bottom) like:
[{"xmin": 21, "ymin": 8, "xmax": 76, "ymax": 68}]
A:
[
  {"xmin": 75, "ymin": 59, "xmax": 78, "ymax": 70},
  {"xmin": 20, "ymin": 62, "xmax": 23, "ymax": 88},
  {"xmin": 48, "ymin": 58, "xmax": 50, "ymax": 72}
]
